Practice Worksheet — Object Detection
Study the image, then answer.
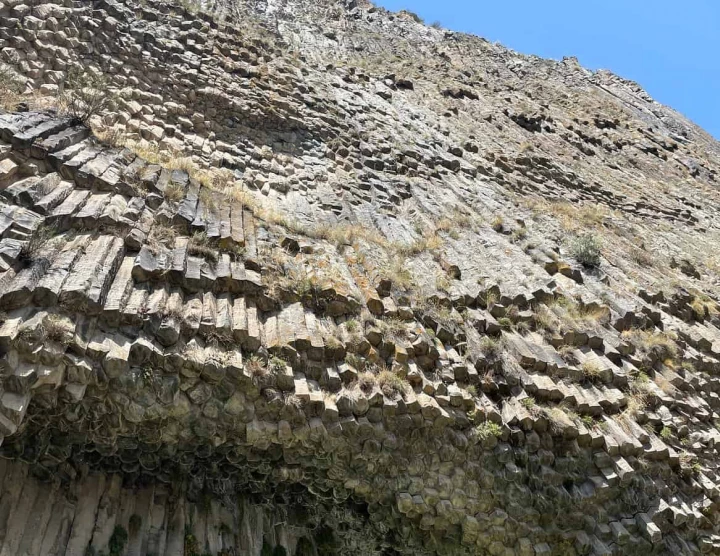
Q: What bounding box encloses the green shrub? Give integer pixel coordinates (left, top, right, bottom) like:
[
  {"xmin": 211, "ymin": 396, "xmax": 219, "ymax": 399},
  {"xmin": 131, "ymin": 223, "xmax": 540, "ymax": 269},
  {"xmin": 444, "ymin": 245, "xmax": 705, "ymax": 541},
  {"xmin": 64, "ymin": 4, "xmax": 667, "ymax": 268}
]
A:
[
  {"xmin": 269, "ymin": 356, "xmax": 286, "ymax": 372},
  {"xmin": 401, "ymin": 10, "xmax": 424, "ymax": 23},
  {"xmin": 59, "ymin": 66, "xmax": 115, "ymax": 124},
  {"xmin": 480, "ymin": 336, "xmax": 501, "ymax": 358},
  {"xmin": 475, "ymin": 421, "xmax": 503, "ymax": 440},
  {"xmin": 571, "ymin": 234, "xmax": 602, "ymax": 267},
  {"xmin": 497, "ymin": 317, "xmax": 513, "ymax": 330},
  {"xmin": 581, "ymin": 415, "xmax": 595, "ymax": 428}
]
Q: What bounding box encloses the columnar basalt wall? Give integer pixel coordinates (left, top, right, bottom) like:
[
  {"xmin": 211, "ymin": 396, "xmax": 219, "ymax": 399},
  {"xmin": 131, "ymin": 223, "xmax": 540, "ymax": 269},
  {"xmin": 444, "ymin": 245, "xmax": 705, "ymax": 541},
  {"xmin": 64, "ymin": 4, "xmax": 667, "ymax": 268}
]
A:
[{"xmin": 0, "ymin": 0, "xmax": 719, "ymax": 555}]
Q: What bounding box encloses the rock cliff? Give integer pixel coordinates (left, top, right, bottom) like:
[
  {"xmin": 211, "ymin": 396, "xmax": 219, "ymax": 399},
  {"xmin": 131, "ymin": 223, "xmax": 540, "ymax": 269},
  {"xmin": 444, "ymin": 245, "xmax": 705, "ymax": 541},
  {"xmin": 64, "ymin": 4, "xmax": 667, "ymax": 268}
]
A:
[{"xmin": 0, "ymin": 0, "xmax": 719, "ymax": 554}]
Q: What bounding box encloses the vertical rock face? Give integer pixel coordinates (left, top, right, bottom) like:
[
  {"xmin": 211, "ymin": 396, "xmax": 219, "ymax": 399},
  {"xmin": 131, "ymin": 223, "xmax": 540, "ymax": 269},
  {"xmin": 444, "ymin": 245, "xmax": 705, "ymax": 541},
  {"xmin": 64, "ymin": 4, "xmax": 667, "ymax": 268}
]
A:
[{"xmin": 0, "ymin": 0, "xmax": 719, "ymax": 555}]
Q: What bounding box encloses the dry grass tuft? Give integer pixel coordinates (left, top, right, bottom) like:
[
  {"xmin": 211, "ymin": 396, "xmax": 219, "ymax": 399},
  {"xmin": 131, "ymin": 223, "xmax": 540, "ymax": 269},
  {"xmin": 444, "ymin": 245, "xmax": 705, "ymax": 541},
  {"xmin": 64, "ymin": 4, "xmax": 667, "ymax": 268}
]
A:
[
  {"xmin": 480, "ymin": 336, "xmax": 502, "ymax": 359},
  {"xmin": 41, "ymin": 314, "xmax": 74, "ymax": 345},
  {"xmin": 19, "ymin": 224, "xmax": 57, "ymax": 266},
  {"xmin": 246, "ymin": 356, "xmax": 268, "ymax": 381},
  {"xmin": 622, "ymin": 329, "xmax": 677, "ymax": 361},
  {"xmin": 356, "ymin": 371, "xmax": 377, "ymax": 395},
  {"xmin": 165, "ymin": 181, "xmax": 186, "ymax": 203},
  {"xmin": 580, "ymin": 360, "xmax": 602, "ymax": 382},
  {"xmin": 491, "ymin": 215, "xmax": 504, "ymax": 232},
  {"xmin": 147, "ymin": 223, "xmax": 177, "ymax": 252},
  {"xmin": 188, "ymin": 231, "xmax": 218, "ymax": 263},
  {"xmin": 533, "ymin": 200, "xmax": 611, "ymax": 232},
  {"xmin": 0, "ymin": 65, "xmax": 25, "ymax": 111},
  {"xmin": 377, "ymin": 369, "xmax": 408, "ymax": 399},
  {"xmin": 377, "ymin": 318, "xmax": 409, "ymax": 342}
]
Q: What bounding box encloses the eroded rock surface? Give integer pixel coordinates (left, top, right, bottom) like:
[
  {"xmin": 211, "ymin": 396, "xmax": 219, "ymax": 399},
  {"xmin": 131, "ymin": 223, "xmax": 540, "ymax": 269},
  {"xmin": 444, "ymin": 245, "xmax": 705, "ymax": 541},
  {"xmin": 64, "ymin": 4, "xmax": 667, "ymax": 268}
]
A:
[{"xmin": 0, "ymin": 0, "xmax": 719, "ymax": 555}]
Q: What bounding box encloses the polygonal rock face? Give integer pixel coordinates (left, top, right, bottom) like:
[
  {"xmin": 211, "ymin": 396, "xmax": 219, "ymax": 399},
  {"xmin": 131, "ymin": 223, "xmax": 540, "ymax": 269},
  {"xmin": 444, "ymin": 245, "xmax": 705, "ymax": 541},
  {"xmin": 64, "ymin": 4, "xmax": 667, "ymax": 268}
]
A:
[{"xmin": 0, "ymin": 0, "xmax": 719, "ymax": 555}]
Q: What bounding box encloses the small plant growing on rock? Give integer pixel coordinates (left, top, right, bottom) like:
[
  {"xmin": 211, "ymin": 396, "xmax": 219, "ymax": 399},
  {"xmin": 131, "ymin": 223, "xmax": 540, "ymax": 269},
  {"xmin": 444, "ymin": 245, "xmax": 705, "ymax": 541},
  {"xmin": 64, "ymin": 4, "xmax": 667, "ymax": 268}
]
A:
[
  {"xmin": 475, "ymin": 421, "xmax": 503, "ymax": 441},
  {"xmin": 386, "ymin": 259, "xmax": 413, "ymax": 290},
  {"xmin": 690, "ymin": 295, "xmax": 718, "ymax": 321},
  {"xmin": 376, "ymin": 369, "xmax": 407, "ymax": 399},
  {"xmin": 198, "ymin": 186, "xmax": 217, "ymax": 211},
  {"xmin": 356, "ymin": 371, "xmax": 377, "ymax": 394},
  {"xmin": 497, "ymin": 317, "xmax": 513, "ymax": 331},
  {"xmin": 247, "ymin": 356, "xmax": 268, "ymax": 381},
  {"xmin": 377, "ymin": 317, "xmax": 408, "ymax": 342},
  {"xmin": 532, "ymin": 305, "xmax": 556, "ymax": 334},
  {"xmin": 0, "ymin": 64, "xmax": 25, "ymax": 111},
  {"xmin": 148, "ymin": 223, "xmax": 177, "ymax": 252},
  {"xmin": 623, "ymin": 391, "xmax": 647, "ymax": 420},
  {"xmin": 269, "ymin": 356, "xmax": 286, "ymax": 373},
  {"xmin": 491, "ymin": 215, "xmax": 504, "ymax": 232},
  {"xmin": 400, "ymin": 9, "xmax": 424, "ymax": 23},
  {"xmin": 59, "ymin": 66, "xmax": 115, "ymax": 125},
  {"xmin": 325, "ymin": 335, "xmax": 342, "ymax": 351},
  {"xmin": 678, "ymin": 452, "xmax": 701, "ymax": 477},
  {"xmin": 478, "ymin": 289, "xmax": 499, "ymax": 309},
  {"xmin": 19, "ymin": 223, "xmax": 57, "ymax": 266},
  {"xmin": 164, "ymin": 181, "xmax": 186, "ymax": 203},
  {"xmin": 581, "ymin": 415, "xmax": 595, "ymax": 428},
  {"xmin": 571, "ymin": 234, "xmax": 602, "ymax": 268},
  {"xmin": 623, "ymin": 329, "xmax": 677, "ymax": 361},
  {"xmin": 480, "ymin": 336, "xmax": 501, "ymax": 359},
  {"xmin": 188, "ymin": 232, "xmax": 219, "ymax": 264},
  {"xmin": 295, "ymin": 273, "xmax": 321, "ymax": 298},
  {"xmin": 41, "ymin": 314, "xmax": 74, "ymax": 346},
  {"xmin": 510, "ymin": 226, "xmax": 528, "ymax": 243},
  {"xmin": 580, "ymin": 360, "xmax": 602, "ymax": 382},
  {"xmin": 660, "ymin": 426, "xmax": 672, "ymax": 440},
  {"xmin": 345, "ymin": 352, "xmax": 366, "ymax": 371}
]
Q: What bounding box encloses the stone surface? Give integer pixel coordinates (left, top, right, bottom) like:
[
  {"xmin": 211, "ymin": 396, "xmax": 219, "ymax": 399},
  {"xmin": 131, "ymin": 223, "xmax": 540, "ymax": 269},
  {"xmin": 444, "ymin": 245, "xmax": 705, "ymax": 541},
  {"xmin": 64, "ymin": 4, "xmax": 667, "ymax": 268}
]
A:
[{"xmin": 0, "ymin": 1, "xmax": 718, "ymax": 555}]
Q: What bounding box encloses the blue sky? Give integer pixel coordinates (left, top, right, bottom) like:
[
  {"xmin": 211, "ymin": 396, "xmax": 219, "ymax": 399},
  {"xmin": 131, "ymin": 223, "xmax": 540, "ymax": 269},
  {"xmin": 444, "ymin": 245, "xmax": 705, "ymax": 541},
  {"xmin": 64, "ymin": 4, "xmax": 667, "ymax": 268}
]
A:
[{"xmin": 375, "ymin": 0, "xmax": 720, "ymax": 140}]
